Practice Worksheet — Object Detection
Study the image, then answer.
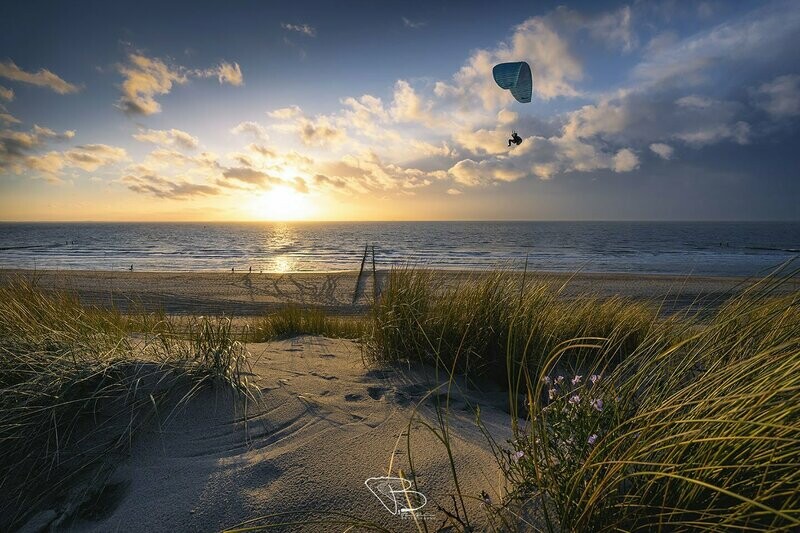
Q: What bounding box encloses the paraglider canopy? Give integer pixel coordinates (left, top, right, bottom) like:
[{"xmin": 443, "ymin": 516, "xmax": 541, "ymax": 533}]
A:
[{"xmin": 492, "ymin": 62, "xmax": 532, "ymax": 103}]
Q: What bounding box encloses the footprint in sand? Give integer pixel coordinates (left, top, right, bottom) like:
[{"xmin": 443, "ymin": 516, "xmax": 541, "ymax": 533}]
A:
[
  {"xmin": 310, "ymin": 371, "xmax": 337, "ymax": 381},
  {"xmin": 367, "ymin": 386, "xmax": 386, "ymax": 400}
]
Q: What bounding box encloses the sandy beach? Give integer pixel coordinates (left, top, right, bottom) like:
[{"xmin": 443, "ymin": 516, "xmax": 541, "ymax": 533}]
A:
[{"xmin": 3, "ymin": 268, "xmax": 795, "ymax": 317}]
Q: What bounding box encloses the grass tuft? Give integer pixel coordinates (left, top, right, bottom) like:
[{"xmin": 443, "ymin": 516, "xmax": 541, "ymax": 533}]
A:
[
  {"xmin": 250, "ymin": 305, "xmax": 366, "ymax": 342},
  {"xmin": 0, "ymin": 279, "xmax": 253, "ymax": 530}
]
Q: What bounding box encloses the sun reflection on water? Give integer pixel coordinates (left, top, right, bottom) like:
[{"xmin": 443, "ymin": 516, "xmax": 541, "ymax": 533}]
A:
[{"xmin": 271, "ymin": 256, "xmax": 294, "ymax": 273}]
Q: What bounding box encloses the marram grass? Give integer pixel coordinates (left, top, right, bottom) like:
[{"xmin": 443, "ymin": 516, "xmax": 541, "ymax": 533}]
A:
[
  {"xmin": 249, "ymin": 305, "xmax": 366, "ymax": 342},
  {"xmin": 363, "ymin": 267, "xmax": 799, "ymax": 531},
  {"xmin": 365, "ymin": 267, "xmax": 660, "ymax": 380},
  {"xmin": 0, "ymin": 279, "xmax": 254, "ymax": 530},
  {"xmin": 489, "ymin": 279, "xmax": 800, "ymax": 530}
]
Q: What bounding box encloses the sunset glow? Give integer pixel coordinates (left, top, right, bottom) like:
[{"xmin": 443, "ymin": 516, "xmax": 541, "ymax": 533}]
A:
[
  {"xmin": 1, "ymin": 1, "xmax": 798, "ymax": 222},
  {"xmin": 246, "ymin": 187, "xmax": 316, "ymax": 221}
]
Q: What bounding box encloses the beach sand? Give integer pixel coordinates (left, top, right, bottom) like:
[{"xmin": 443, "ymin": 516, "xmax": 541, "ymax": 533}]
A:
[
  {"xmin": 54, "ymin": 336, "xmax": 511, "ymax": 532},
  {"xmin": 3, "ymin": 268, "xmax": 794, "ymax": 317}
]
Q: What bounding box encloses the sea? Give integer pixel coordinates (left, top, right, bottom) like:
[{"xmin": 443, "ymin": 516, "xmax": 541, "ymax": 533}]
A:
[{"xmin": 0, "ymin": 222, "xmax": 797, "ymax": 277}]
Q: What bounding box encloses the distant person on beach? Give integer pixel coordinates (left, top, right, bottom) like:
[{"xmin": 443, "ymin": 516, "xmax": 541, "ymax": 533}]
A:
[
  {"xmin": 231, "ymin": 267, "xmax": 235, "ymax": 273},
  {"xmin": 129, "ymin": 265, "xmax": 133, "ymax": 271},
  {"xmin": 249, "ymin": 266, "xmax": 252, "ymax": 273}
]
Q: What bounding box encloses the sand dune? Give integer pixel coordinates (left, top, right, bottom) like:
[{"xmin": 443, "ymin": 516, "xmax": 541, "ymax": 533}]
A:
[{"xmin": 63, "ymin": 336, "xmax": 510, "ymax": 532}]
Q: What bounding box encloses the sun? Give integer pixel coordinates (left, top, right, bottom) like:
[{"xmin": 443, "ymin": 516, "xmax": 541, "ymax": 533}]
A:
[{"xmin": 246, "ymin": 186, "xmax": 316, "ymax": 221}]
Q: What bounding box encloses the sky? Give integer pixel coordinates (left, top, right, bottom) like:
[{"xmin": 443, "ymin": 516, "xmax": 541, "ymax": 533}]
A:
[{"xmin": 0, "ymin": 0, "xmax": 799, "ymax": 222}]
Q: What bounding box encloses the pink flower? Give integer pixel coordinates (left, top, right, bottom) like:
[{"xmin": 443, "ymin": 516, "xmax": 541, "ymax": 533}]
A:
[
  {"xmin": 590, "ymin": 398, "xmax": 604, "ymax": 411},
  {"xmin": 548, "ymin": 388, "xmax": 557, "ymax": 400},
  {"xmin": 588, "ymin": 434, "xmax": 598, "ymax": 445},
  {"xmin": 571, "ymin": 375, "xmax": 582, "ymax": 385},
  {"xmin": 512, "ymin": 450, "xmax": 524, "ymax": 462},
  {"xmin": 569, "ymin": 394, "xmax": 581, "ymax": 405},
  {"xmin": 542, "ymin": 376, "xmax": 551, "ymax": 385},
  {"xmin": 590, "ymin": 374, "xmax": 601, "ymax": 384},
  {"xmin": 556, "ymin": 375, "xmax": 564, "ymax": 384}
]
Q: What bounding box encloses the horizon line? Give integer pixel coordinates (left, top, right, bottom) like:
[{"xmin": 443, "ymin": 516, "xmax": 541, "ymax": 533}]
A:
[{"xmin": 1, "ymin": 219, "xmax": 798, "ymax": 224}]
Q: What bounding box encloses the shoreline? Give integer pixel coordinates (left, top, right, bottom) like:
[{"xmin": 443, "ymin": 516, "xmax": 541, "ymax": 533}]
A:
[{"xmin": 3, "ymin": 267, "xmax": 797, "ymax": 316}]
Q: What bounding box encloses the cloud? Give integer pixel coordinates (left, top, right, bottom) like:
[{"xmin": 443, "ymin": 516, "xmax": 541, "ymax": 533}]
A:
[
  {"xmin": 0, "ymin": 110, "xmax": 20, "ymax": 125},
  {"xmin": 560, "ymin": 89, "xmax": 752, "ymax": 149},
  {"xmin": 139, "ymin": 148, "xmax": 218, "ymax": 171},
  {"xmin": 281, "ymin": 22, "xmax": 316, "ymax": 37},
  {"xmin": 551, "ymin": 5, "xmax": 637, "ymax": 52},
  {"xmin": 230, "ymin": 121, "xmax": 268, "ymax": 141},
  {"xmin": 633, "ymin": 2, "xmax": 800, "ymax": 87},
  {"xmin": 0, "ymin": 125, "xmax": 74, "ymax": 172},
  {"xmin": 62, "ymin": 144, "xmax": 128, "ymax": 171},
  {"xmin": 116, "ymin": 54, "xmax": 187, "ymax": 115},
  {"xmin": 676, "ymin": 95, "xmax": 714, "ymax": 108},
  {"xmin": 275, "ymin": 113, "xmax": 348, "ymax": 147},
  {"xmin": 649, "ymin": 143, "xmax": 674, "ymax": 159},
  {"xmin": 436, "ymin": 15, "xmax": 583, "ymax": 109},
  {"xmin": 301, "ymin": 117, "xmax": 347, "ymax": 146},
  {"xmin": 753, "ymin": 74, "xmax": 800, "ymax": 119},
  {"xmin": 23, "ymin": 144, "xmax": 128, "ymax": 181},
  {"xmin": 221, "ymin": 166, "xmax": 283, "ymax": 187},
  {"xmin": 675, "ymin": 121, "xmax": 750, "ymax": 146},
  {"xmin": 116, "ymin": 54, "xmax": 243, "ymax": 115},
  {"xmin": 0, "ymin": 86, "xmax": 13, "ymax": 101},
  {"xmin": 310, "ymin": 151, "xmax": 434, "ymax": 193},
  {"xmin": 267, "ymin": 105, "xmax": 303, "ymax": 119},
  {"xmin": 612, "ymin": 148, "xmax": 639, "ymax": 172},
  {"xmin": 448, "ymin": 158, "xmax": 527, "ymax": 186},
  {"xmin": 402, "ymin": 17, "xmax": 426, "ymax": 29},
  {"xmin": 313, "ymin": 173, "xmax": 347, "ymax": 189},
  {"xmin": 122, "ymin": 173, "xmax": 220, "ymax": 199},
  {"xmin": 0, "ymin": 60, "xmax": 80, "ymax": 94},
  {"xmin": 342, "ymin": 94, "xmax": 389, "ymax": 136},
  {"xmin": 453, "ymin": 127, "xmax": 512, "ymax": 156},
  {"xmin": 213, "ymin": 62, "xmax": 243, "ymax": 86},
  {"xmin": 390, "ymin": 80, "xmax": 439, "ymax": 126},
  {"xmin": 586, "ymin": 5, "xmax": 637, "ymax": 52},
  {"xmin": 292, "ymin": 176, "xmax": 309, "ymax": 193},
  {"xmin": 133, "ymin": 128, "xmax": 199, "ymax": 149},
  {"xmin": 446, "ymin": 188, "xmax": 462, "ymax": 195}
]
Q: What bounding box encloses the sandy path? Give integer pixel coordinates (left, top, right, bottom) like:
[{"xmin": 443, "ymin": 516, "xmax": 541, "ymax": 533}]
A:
[
  {"xmin": 68, "ymin": 336, "xmax": 511, "ymax": 532},
  {"xmin": 4, "ymin": 268, "xmax": 795, "ymax": 316}
]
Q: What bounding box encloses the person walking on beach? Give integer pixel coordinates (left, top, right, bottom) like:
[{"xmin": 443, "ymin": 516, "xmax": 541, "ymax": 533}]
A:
[{"xmin": 249, "ymin": 266, "xmax": 252, "ymax": 273}]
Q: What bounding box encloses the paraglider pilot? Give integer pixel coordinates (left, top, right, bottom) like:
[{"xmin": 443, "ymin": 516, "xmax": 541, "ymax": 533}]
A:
[{"xmin": 508, "ymin": 131, "xmax": 522, "ymax": 147}]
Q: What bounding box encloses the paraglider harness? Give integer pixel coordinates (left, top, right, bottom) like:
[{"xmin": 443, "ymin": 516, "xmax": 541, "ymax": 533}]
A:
[{"xmin": 508, "ymin": 131, "xmax": 522, "ymax": 147}]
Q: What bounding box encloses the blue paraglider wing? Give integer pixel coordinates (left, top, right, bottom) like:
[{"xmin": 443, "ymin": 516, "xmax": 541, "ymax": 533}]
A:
[{"xmin": 492, "ymin": 62, "xmax": 532, "ymax": 103}]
